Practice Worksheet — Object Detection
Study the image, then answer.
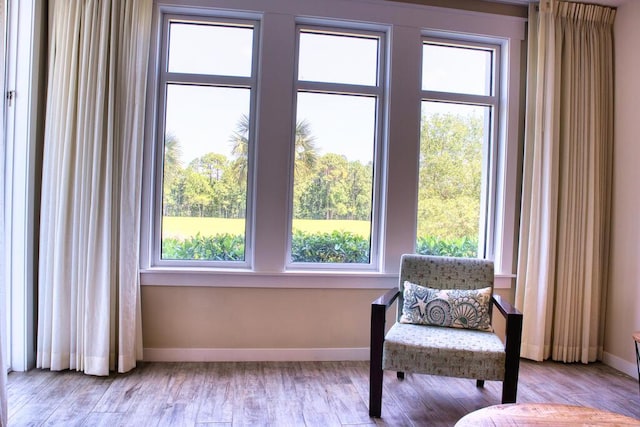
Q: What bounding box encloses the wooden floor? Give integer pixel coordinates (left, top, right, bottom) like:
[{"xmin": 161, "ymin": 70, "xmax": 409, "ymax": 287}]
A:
[{"xmin": 6, "ymin": 359, "xmax": 640, "ymax": 426}]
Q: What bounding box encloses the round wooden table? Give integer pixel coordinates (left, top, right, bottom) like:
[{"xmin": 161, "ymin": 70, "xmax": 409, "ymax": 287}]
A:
[{"xmin": 455, "ymin": 403, "xmax": 640, "ymax": 426}]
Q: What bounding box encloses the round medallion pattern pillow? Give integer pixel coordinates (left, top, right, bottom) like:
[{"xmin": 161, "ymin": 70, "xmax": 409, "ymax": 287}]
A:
[{"xmin": 400, "ymin": 281, "xmax": 492, "ymax": 331}]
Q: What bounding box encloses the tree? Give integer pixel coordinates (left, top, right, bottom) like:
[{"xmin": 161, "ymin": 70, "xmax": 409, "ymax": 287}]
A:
[
  {"xmin": 417, "ymin": 112, "xmax": 483, "ymax": 241},
  {"xmin": 230, "ymin": 114, "xmax": 318, "ymax": 181},
  {"xmin": 163, "ymin": 133, "xmax": 184, "ymax": 216},
  {"xmin": 297, "ymin": 153, "xmax": 350, "ymax": 220},
  {"xmin": 189, "ymin": 153, "xmax": 229, "ymax": 185},
  {"xmin": 229, "ymin": 114, "xmax": 250, "ymax": 182},
  {"xmin": 293, "ymin": 120, "xmax": 317, "ymax": 179},
  {"xmin": 345, "ymin": 160, "xmax": 373, "ymax": 220},
  {"xmin": 182, "ymin": 169, "xmax": 214, "ymax": 217}
]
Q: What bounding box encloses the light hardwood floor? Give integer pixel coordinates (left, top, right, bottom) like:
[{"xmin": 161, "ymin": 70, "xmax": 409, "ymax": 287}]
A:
[{"xmin": 6, "ymin": 359, "xmax": 640, "ymax": 426}]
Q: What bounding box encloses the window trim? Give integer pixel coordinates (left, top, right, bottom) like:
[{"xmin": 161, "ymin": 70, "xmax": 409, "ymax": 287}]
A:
[
  {"xmin": 285, "ymin": 23, "xmax": 387, "ymax": 271},
  {"xmin": 151, "ymin": 13, "xmax": 261, "ymax": 269},
  {"xmin": 418, "ymin": 36, "xmax": 501, "ymax": 260}
]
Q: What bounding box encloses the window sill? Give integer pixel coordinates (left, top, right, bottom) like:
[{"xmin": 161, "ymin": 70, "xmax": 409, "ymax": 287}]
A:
[
  {"xmin": 140, "ymin": 268, "xmax": 515, "ymax": 289},
  {"xmin": 140, "ymin": 268, "xmax": 398, "ymax": 289}
]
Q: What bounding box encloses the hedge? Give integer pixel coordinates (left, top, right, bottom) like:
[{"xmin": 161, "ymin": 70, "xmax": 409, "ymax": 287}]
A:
[{"xmin": 162, "ymin": 231, "xmax": 478, "ymax": 262}]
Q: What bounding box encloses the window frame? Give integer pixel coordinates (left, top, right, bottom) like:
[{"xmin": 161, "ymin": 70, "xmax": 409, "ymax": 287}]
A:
[
  {"xmin": 286, "ymin": 23, "xmax": 387, "ymax": 271},
  {"xmin": 151, "ymin": 13, "xmax": 261, "ymax": 269},
  {"xmin": 139, "ymin": 0, "xmax": 525, "ymax": 289},
  {"xmin": 418, "ymin": 36, "xmax": 501, "ymax": 259}
]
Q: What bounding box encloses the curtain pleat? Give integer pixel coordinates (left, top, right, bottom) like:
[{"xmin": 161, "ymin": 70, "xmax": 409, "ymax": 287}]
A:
[
  {"xmin": 37, "ymin": 0, "xmax": 152, "ymax": 376},
  {"xmin": 516, "ymin": 0, "xmax": 615, "ymax": 363}
]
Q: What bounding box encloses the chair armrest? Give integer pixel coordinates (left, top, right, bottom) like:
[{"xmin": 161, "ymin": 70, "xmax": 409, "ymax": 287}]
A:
[
  {"xmin": 491, "ymin": 294, "xmax": 521, "ymax": 318},
  {"xmin": 491, "ymin": 294, "xmax": 523, "ymax": 348},
  {"xmin": 371, "ymin": 288, "xmax": 400, "ymax": 351},
  {"xmin": 373, "ymin": 287, "xmax": 400, "ymax": 310}
]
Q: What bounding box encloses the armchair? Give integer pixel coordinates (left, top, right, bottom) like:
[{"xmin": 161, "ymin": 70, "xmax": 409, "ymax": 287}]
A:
[{"xmin": 369, "ymin": 254, "xmax": 523, "ymax": 418}]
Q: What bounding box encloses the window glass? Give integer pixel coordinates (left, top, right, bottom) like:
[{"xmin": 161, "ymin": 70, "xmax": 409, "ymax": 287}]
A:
[
  {"xmin": 168, "ymin": 22, "xmax": 253, "ymax": 76},
  {"xmin": 422, "ymin": 44, "xmax": 493, "ymax": 96},
  {"xmin": 291, "ymin": 93, "xmax": 376, "ymax": 263},
  {"xmin": 298, "ymin": 32, "xmax": 378, "ymax": 86},
  {"xmin": 291, "ymin": 29, "xmax": 381, "ymax": 265},
  {"xmin": 161, "ymin": 85, "xmax": 250, "ymax": 261},
  {"xmin": 417, "ymin": 102, "xmax": 489, "ymax": 258}
]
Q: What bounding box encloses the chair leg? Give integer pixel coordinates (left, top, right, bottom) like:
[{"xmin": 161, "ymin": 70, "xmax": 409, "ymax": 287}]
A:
[
  {"xmin": 397, "ymin": 371, "xmax": 405, "ymax": 380},
  {"xmin": 634, "ymin": 336, "xmax": 640, "ymax": 394},
  {"xmin": 476, "ymin": 380, "xmax": 484, "ymax": 388},
  {"xmin": 502, "ymin": 352, "xmax": 520, "ymax": 403},
  {"xmin": 369, "ymin": 363, "xmax": 383, "ymax": 417},
  {"xmin": 502, "ymin": 309, "xmax": 523, "ymax": 404}
]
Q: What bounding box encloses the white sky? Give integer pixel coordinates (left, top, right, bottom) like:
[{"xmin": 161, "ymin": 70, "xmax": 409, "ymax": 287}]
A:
[{"xmin": 165, "ymin": 23, "xmax": 490, "ymax": 166}]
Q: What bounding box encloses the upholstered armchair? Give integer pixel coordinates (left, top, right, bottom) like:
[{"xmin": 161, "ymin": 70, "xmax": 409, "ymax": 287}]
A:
[{"xmin": 369, "ymin": 254, "xmax": 523, "ymax": 418}]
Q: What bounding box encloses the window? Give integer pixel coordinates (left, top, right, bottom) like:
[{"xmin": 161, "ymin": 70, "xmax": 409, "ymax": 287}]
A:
[
  {"xmin": 416, "ymin": 40, "xmax": 498, "ymax": 259},
  {"xmin": 156, "ymin": 17, "xmax": 258, "ymax": 265},
  {"xmin": 289, "ymin": 28, "xmax": 384, "ymax": 267},
  {"xmin": 142, "ymin": 0, "xmax": 524, "ymax": 286}
]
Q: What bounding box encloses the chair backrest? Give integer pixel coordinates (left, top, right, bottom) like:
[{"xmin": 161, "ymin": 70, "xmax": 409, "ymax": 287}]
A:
[{"xmin": 397, "ymin": 254, "xmax": 494, "ymax": 321}]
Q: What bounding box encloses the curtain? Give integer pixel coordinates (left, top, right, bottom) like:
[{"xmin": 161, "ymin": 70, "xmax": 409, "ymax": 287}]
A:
[
  {"xmin": 37, "ymin": 0, "xmax": 152, "ymax": 375},
  {"xmin": 516, "ymin": 0, "xmax": 615, "ymax": 363}
]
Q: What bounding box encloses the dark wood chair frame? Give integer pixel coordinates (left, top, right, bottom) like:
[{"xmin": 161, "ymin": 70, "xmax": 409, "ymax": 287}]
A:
[{"xmin": 369, "ymin": 288, "xmax": 523, "ymax": 418}]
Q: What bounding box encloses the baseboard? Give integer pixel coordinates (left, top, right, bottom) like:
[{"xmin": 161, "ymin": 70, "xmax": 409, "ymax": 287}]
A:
[
  {"xmin": 602, "ymin": 351, "xmax": 638, "ymax": 380},
  {"xmin": 143, "ymin": 347, "xmax": 370, "ymax": 362}
]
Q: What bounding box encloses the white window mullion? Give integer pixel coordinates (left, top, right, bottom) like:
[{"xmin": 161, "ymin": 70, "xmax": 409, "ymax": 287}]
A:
[{"xmin": 251, "ymin": 12, "xmax": 297, "ymax": 272}]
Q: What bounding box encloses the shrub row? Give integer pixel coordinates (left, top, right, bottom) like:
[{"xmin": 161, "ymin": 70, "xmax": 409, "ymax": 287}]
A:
[
  {"xmin": 162, "ymin": 233, "xmax": 245, "ymax": 261},
  {"xmin": 162, "ymin": 231, "xmax": 478, "ymax": 262},
  {"xmin": 416, "ymin": 235, "xmax": 478, "ymax": 258}
]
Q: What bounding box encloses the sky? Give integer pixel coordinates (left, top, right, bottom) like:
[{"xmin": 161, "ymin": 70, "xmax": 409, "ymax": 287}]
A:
[{"xmin": 164, "ymin": 23, "xmax": 491, "ymax": 166}]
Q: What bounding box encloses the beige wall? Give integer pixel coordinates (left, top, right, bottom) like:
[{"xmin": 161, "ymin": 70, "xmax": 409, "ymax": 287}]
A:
[
  {"xmin": 605, "ymin": 0, "xmax": 640, "ymax": 377},
  {"xmin": 142, "ymin": 287, "xmax": 384, "ymax": 350},
  {"xmin": 141, "ymin": 285, "xmax": 514, "ymax": 358}
]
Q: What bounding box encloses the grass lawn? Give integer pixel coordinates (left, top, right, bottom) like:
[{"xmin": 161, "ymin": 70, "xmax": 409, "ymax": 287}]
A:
[{"xmin": 162, "ymin": 216, "xmax": 371, "ymax": 238}]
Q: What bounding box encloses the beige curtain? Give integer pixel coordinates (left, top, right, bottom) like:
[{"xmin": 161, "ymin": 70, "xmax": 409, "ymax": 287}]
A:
[
  {"xmin": 37, "ymin": 0, "xmax": 152, "ymax": 375},
  {"xmin": 516, "ymin": 0, "xmax": 614, "ymax": 363}
]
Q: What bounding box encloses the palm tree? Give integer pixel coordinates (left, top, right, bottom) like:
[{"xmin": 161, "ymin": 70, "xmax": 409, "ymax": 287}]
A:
[
  {"xmin": 164, "ymin": 132, "xmax": 183, "ymax": 171},
  {"xmin": 293, "ymin": 119, "xmax": 317, "ymax": 178},
  {"xmin": 228, "ymin": 114, "xmax": 318, "ymax": 180},
  {"xmin": 229, "ymin": 114, "xmax": 250, "ymax": 182},
  {"xmin": 163, "ymin": 133, "xmax": 183, "ymax": 215}
]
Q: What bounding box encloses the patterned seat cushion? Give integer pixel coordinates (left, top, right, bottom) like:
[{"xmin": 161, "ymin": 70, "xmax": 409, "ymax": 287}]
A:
[{"xmin": 382, "ymin": 322, "xmax": 506, "ymax": 381}]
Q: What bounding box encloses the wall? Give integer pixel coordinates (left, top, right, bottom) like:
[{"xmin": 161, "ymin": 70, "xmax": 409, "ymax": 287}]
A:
[
  {"xmin": 141, "ymin": 285, "xmax": 513, "ymax": 361},
  {"xmin": 142, "ymin": 287, "xmax": 386, "ymax": 360},
  {"xmin": 604, "ymin": 0, "xmax": 640, "ymax": 378}
]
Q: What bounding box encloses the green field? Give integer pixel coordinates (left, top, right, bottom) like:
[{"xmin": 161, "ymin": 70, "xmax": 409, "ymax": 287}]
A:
[{"xmin": 162, "ymin": 216, "xmax": 371, "ymax": 238}]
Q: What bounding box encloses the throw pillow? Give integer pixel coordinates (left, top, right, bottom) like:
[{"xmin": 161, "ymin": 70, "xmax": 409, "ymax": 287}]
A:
[{"xmin": 400, "ymin": 281, "xmax": 492, "ymax": 331}]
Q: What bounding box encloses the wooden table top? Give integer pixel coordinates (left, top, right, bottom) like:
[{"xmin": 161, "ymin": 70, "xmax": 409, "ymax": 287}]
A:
[{"xmin": 455, "ymin": 403, "xmax": 640, "ymax": 426}]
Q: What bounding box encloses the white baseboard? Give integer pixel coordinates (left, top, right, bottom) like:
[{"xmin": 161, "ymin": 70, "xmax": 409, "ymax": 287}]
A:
[
  {"xmin": 602, "ymin": 351, "xmax": 638, "ymax": 380},
  {"xmin": 143, "ymin": 347, "xmax": 370, "ymax": 362}
]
